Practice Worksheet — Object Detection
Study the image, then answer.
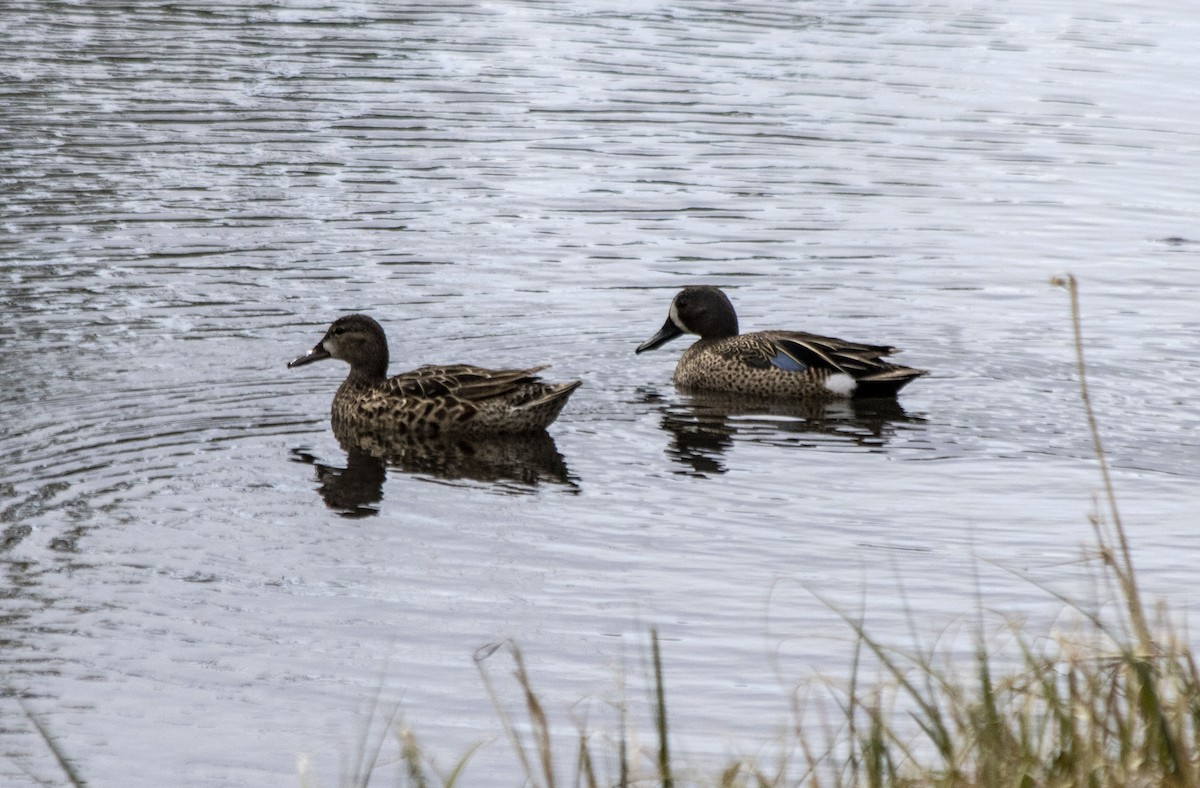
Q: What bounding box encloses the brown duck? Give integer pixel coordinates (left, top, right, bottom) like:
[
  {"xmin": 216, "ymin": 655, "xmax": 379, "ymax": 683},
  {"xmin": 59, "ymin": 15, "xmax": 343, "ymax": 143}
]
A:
[{"xmin": 289, "ymin": 314, "xmax": 580, "ymax": 436}]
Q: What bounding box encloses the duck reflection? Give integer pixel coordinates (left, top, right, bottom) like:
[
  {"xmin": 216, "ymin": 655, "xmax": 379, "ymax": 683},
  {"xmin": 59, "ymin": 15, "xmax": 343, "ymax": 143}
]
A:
[
  {"xmin": 291, "ymin": 427, "xmax": 575, "ymax": 516},
  {"xmin": 649, "ymin": 389, "xmax": 923, "ymax": 476},
  {"xmin": 291, "ymin": 446, "xmax": 388, "ymax": 518}
]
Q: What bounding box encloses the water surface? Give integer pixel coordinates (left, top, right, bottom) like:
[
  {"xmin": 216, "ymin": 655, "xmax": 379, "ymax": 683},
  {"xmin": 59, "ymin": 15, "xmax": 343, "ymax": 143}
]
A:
[{"xmin": 3, "ymin": 0, "xmax": 1200, "ymax": 784}]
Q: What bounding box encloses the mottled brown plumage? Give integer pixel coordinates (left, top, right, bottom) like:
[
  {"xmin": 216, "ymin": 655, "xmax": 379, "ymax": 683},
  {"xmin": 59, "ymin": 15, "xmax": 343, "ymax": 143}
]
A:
[
  {"xmin": 636, "ymin": 286, "xmax": 925, "ymax": 400},
  {"xmin": 289, "ymin": 314, "xmax": 580, "ymax": 436}
]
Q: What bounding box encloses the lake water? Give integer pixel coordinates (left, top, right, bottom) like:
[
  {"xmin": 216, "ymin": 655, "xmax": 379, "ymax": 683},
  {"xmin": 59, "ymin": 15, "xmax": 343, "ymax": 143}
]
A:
[{"xmin": 3, "ymin": 0, "xmax": 1199, "ymax": 784}]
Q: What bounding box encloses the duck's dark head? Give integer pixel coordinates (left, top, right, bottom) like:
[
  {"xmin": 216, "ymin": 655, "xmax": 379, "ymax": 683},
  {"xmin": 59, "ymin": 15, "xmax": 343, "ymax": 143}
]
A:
[
  {"xmin": 635, "ymin": 286, "xmax": 739, "ymax": 353},
  {"xmin": 288, "ymin": 314, "xmax": 389, "ymax": 380}
]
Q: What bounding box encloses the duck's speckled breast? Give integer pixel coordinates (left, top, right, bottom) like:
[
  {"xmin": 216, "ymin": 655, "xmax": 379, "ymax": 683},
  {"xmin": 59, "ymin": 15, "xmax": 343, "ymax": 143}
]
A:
[
  {"xmin": 332, "ymin": 380, "xmax": 472, "ymax": 436},
  {"xmin": 330, "ymin": 377, "xmax": 576, "ymax": 437},
  {"xmin": 673, "ymin": 337, "xmax": 838, "ymax": 399}
]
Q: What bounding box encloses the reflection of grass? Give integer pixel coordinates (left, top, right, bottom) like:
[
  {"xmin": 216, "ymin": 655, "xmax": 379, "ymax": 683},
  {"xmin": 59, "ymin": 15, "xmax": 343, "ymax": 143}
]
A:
[
  {"xmin": 331, "ymin": 275, "xmax": 1200, "ymax": 787},
  {"xmin": 14, "ymin": 698, "xmax": 86, "ymax": 787}
]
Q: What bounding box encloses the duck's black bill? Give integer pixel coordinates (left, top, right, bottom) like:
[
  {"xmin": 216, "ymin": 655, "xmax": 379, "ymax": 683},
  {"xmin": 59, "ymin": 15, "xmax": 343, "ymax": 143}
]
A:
[
  {"xmin": 288, "ymin": 345, "xmax": 331, "ymax": 368},
  {"xmin": 635, "ymin": 318, "xmax": 683, "ymax": 354}
]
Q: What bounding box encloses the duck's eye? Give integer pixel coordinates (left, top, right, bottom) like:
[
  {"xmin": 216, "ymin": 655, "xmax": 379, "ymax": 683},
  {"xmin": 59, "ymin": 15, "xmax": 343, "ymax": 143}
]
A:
[{"xmin": 331, "ymin": 327, "xmax": 346, "ymax": 336}]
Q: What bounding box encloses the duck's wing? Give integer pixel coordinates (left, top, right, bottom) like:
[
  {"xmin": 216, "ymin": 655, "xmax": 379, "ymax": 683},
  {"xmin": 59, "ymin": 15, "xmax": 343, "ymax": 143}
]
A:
[
  {"xmin": 732, "ymin": 332, "xmax": 901, "ymax": 377},
  {"xmin": 380, "ymin": 364, "xmax": 552, "ymax": 401}
]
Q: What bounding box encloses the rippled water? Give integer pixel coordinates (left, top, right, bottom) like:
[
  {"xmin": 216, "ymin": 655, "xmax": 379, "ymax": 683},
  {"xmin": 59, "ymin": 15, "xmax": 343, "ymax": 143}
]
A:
[{"xmin": 4, "ymin": 0, "xmax": 1200, "ymax": 784}]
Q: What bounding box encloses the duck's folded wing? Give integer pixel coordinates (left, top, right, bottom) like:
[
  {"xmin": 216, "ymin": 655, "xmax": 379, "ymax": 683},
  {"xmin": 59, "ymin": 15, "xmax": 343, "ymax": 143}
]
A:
[
  {"xmin": 376, "ymin": 366, "xmax": 453, "ymax": 398},
  {"xmin": 382, "ymin": 365, "xmax": 551, "ymax": 400},
  {"xmin": 764, "ymin": 332, "xmax": 899, "ymax": 376}
]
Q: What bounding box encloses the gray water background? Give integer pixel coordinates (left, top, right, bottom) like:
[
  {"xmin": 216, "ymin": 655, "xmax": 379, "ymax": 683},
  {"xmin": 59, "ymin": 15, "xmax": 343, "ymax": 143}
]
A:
[{"xmin": 3, "ymin": 0, "xmax": 1200, "ymax": 784}]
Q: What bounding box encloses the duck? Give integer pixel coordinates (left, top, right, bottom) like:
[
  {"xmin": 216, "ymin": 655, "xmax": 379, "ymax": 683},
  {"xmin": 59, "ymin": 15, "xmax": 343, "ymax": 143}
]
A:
[
  {"xmin": 635, "ymin": 286, "xmax": 925, "ymax": 399},
  {"xmin": 288, "ymin": 314, "xmax": 581, "ymax": 436}
]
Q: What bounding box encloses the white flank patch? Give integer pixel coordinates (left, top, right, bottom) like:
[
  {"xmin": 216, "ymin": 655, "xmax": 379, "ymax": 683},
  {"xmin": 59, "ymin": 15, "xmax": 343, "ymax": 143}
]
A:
[{"xmin": 823, "ymin": 373, "xmax": 857, "ymax": 396}]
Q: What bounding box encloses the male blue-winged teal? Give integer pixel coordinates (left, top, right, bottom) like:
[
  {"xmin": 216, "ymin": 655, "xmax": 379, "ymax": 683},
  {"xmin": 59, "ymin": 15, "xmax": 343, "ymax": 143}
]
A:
[
  {"xmin": 288, "ymin": 314, "xmax": 580, "ymax": 436},
  {"xmin": 636, "ymin": 286, "xmax": 925, "ymax": 399}
]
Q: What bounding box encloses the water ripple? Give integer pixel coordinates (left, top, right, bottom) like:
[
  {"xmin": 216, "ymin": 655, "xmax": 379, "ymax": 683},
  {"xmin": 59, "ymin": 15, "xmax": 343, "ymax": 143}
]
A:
[{"xmin": 3, "ymin": 0, "xmax": 1200, "ymax": 784}]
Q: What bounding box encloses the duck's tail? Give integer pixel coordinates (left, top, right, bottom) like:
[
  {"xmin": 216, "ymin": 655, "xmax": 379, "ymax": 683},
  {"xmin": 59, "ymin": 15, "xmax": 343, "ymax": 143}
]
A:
[
  {"xmin": 854, "ymin": 366, "xmax": 927, "ymax": 398},
  {"xmin": 521, "ymin": 379, "xmax": 582, "ymax": 410}
]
